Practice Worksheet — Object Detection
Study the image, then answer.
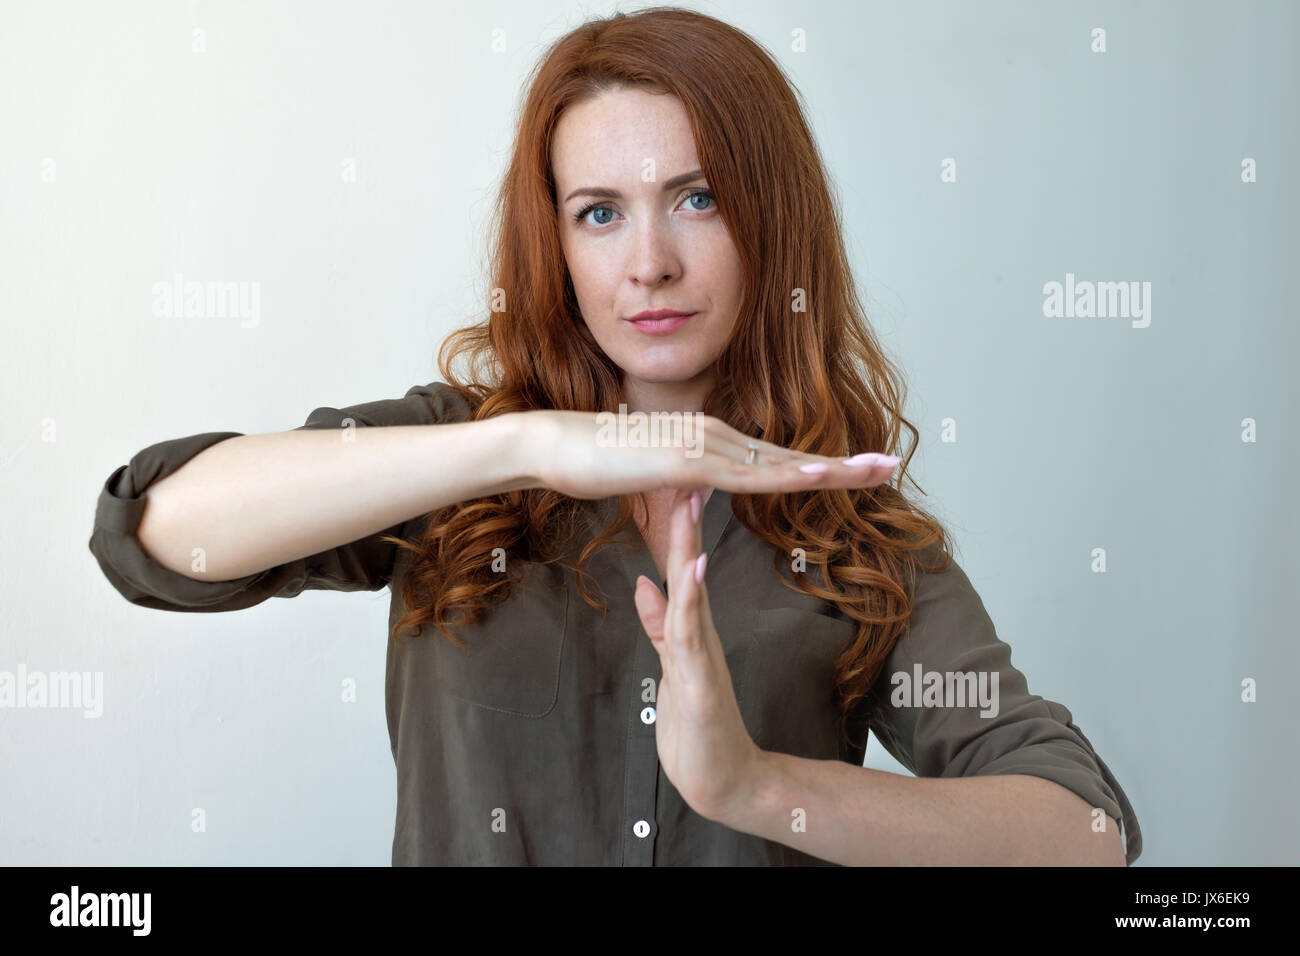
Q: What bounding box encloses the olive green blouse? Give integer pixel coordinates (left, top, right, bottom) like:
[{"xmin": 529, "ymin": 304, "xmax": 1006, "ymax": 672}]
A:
[{"xmin": 87, "ymin": 381, "xmax": 1143, "ymax": 865}]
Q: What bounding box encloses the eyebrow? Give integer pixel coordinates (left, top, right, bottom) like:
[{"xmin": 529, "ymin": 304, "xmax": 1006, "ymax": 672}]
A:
[{"xmin": 562, "ymin": 169, "xmax": 706, "ymax": 204}]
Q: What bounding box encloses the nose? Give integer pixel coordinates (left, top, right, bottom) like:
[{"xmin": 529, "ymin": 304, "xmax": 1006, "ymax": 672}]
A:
[{"xmin": 627, "ymin": 215, "xmax": 681, "ymax": 288}]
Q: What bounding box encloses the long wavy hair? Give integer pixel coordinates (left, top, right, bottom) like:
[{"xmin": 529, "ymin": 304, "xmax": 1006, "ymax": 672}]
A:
[{"xmin": 383, "ymin": 5, "xmax": 953, "ymax": 751}]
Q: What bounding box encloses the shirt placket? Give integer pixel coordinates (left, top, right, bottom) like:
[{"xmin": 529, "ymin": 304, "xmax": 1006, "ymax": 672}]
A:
[
  {"xmin": 621, "ymin": 597, "xmax": 663, "ymax": 865},
  {"xmin": 613, "ymin": 490, "xmax": 733, "ymax": 866}
]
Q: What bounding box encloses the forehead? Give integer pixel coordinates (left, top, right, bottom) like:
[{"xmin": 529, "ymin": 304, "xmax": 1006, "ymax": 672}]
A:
[{"xmin": 551, "ymin": 87, "xmax": 700, "ymax": 187}]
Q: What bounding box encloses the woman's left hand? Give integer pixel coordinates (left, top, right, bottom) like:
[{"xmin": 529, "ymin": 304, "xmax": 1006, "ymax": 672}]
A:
[{"xmin": 633, "ymin": 486, "xmax": 764, "ymax": 824}]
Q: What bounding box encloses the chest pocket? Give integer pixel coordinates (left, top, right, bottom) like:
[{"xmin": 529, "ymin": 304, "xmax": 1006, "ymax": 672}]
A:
[
  {"xmin": 737, "ymin": 605, "xmax": 859, "ymax": 759},
  {"xmin": 411, "ymin": 570, "xmax": 569, "ymax": 718}
]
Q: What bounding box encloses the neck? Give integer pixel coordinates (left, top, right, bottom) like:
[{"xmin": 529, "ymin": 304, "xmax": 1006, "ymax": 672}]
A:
[{"xmin": 620, "ymin": 371, "xmax": 713, "ymax": 415}]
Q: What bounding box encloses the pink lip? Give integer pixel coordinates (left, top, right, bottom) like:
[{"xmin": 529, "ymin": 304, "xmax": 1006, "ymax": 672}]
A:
[{"xmin": 626, "ymin": 310, "xmax": 696, "ymax": 334}]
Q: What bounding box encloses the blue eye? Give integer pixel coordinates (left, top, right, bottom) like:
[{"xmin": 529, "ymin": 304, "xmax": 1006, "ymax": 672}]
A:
[
  {"xmin": 571, "ymin": 188, "xmax": 716, "ymax": 227},
  {"xmin": 572, "ymin": 203, "xmax": 615, "ymax": 226},
  {"xmin": 572, "ymin": 202, "xmax": 606, "ymax": 225},
  {"xmin": 684, "ymin": 189, "xmax": 714, "ymax": 211}
]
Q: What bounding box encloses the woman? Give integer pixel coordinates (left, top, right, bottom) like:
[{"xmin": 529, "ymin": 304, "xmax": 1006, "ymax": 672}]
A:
[{"xmin": 89, "ymin": 6, "xmax": 1141, "ymax": 866}]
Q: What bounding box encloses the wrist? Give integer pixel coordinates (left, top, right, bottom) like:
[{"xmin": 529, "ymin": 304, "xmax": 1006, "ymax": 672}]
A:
[
  {"xmin": 496, "ymin": 410, "xmax": 547, "ymax": 493},
  {"xmin": 715, "ymin": 746, "xmax": 782, "ymax": 833}
]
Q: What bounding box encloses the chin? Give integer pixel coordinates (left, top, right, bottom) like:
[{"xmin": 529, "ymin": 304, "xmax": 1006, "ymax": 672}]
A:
[{"xmin": 622, "ymin": 361, "xmax": 708, "ymax": 384}]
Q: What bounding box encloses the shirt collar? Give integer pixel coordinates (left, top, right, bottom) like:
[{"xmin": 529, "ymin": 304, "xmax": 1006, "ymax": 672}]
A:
[{"xmin": 580, "ymin": 488, "xmax": 735, "ymax": 594}]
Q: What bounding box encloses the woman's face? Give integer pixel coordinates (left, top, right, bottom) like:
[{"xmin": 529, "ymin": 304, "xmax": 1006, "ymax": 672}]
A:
[{"xmin": 552, "ymin": 86, "xmax": 744, "ymax": 412}]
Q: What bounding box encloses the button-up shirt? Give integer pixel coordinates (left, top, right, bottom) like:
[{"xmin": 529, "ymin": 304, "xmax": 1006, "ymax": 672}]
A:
[{"xmin": 88, "ymin": 381, "xmax": 1143, "ymax": 865}]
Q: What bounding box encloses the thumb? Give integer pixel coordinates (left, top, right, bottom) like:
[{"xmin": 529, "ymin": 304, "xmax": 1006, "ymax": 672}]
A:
[{"xmin": 633, "ymin": 574, "xmax": 668, "ymax": 645}]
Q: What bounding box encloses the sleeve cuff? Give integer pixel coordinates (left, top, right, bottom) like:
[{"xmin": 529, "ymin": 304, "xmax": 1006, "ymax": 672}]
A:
[
  {"xmin": 87, "ymin": 432, "xmax": 303, "ymax": 611},
  {"xmin": 958, "ymin": 719, "xmax": 1144, "ymax": 866}
]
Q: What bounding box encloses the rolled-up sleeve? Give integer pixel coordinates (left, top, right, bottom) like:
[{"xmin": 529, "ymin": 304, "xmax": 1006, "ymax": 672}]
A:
[
  {"xmin": 863, "ymin": 546, "xmax": 1143, "ymax": 865},
  {"xmin": 87, "ymin": 381, "xmax": 472, "ymax": 613}
]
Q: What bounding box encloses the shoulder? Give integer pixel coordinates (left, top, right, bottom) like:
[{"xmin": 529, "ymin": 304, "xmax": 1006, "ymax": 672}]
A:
[
  {"xmin": 891, "ymin": 538, "xmax": 1001, "ymax": 655},
  {"xmin": 405, "ymin": 381, "xmax": 481, "ymax": 425},
  {"xmin": 901, "ymin": 537, "xmax": 964, "ymax": 605},
  {"xmin": 301, "ymin": 381, "xmax": 481, "ymax": 430}
]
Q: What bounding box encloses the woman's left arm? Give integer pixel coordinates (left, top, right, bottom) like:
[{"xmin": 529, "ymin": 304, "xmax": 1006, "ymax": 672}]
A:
[
  {"xmin": 633, "ymin": 487, "xmax": 1140, "ymax": 866},
  {"xmin": 717, "ymin": 752, "xmax": 1127, "ymax": 866}
]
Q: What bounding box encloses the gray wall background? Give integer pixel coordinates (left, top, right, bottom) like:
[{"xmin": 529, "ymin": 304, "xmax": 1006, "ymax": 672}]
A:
[{"xmin": 1, "ymin": 0, "xmax": 1295, "ymax": 865}]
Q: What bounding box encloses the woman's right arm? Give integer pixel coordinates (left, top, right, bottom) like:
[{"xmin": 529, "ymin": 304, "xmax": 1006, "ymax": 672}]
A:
[
  {"xmin": 136, "ymin": 415, "xmax": 536, "ymax": 583},
  {"xmin": 87, "ymin": 381, "xmax": 542, "ymax": 611},
  {"xmin": 90, "ymin": 381, "xmax": 898, "ymax": 611},
  {"xmin": 135, "ymin": 405, "xmax": 900, "ymax": 583}
]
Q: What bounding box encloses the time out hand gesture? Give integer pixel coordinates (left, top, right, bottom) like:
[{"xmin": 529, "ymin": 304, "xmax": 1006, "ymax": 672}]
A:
[{"xmin": 630, "ymin": 485, "xmax": 761, "ymax": 824}]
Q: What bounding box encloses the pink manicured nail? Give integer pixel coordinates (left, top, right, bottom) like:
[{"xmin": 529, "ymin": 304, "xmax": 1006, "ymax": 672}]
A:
[
  {"xmin": 690, "ymin": 490, "xmax": 700, "ymax": 522},
  {"xmin": 844, "ymin": 453, "xmax": 900, "ymax": 467},
  {"xmin": 799, "ymin": 462, "xmax": 830, "ymax": 474},
  {"xmin": 694, "ymin": 552, "xmax": 708, "ymax": 583}
]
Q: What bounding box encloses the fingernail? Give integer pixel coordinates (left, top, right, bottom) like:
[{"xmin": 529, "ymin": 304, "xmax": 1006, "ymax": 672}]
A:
[
  {"xmin": 842, "ymin": 453, "xmax": 879, "ymax": 466},
  {"xmin": 690, "ymin": 490, "xmax": 700, "ymax": 522},
  {"xmin": 843, "ymin": 453, "xmax": 900, "ymax": 467},
  {"xmin": 799, "ymin": 462, "xmax": 830, "ymax": 473},
  {"xmin": 694, "ymin": 551, "xmax": 708, "ymax": 583}
]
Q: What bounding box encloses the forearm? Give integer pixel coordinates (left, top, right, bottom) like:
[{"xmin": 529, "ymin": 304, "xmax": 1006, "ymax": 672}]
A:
[
  {"xmin": 719, "ymin": 750, "xmax": 1127, "ymax": 866},
  {"xmin": 137, "ymin": 413, "xmax": 537, "ymax": 581}
]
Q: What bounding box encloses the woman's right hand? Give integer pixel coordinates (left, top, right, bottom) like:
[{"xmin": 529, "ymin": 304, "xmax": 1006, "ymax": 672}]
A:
[{"xmin": 520, "ymin": 409, "xmax": 900, "ymax": 501}]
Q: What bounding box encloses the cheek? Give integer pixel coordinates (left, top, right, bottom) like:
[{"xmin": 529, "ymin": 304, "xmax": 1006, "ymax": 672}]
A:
[
  {"xmin": 564, "ymin": 246, "xmax": 610, "ymax": 302},
  {"xmin": 697, "ymin": 234, "xmax": 743, "ymax": 293}
]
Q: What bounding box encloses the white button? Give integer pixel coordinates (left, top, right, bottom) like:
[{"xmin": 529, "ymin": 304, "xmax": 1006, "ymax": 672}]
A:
[
  {"xmin": 633, "ymin": 819, "xmax": 651, "ymax": 838},
  {"xmin": 640, "ymin": 706, "xmax": 656, "ymax": 725}
]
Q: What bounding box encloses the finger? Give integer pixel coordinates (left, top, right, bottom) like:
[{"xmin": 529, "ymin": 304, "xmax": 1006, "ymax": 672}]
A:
[
  {"xmin": 679, "ymin": 491, "xmax": 725, "ymax": 686},
  {"xmin": 691, "ymin": 485, "xmax": 703, "ymax": 553},
  {"xmin": 702, "ymin": 422, "xmax": 896, "ymax": 473},
  {"xmin": 685, "ymin": 486, "xmax": 715, "ymax": 646},
  {"xmin": 692, "ymin": 547, "xmax": 712, "ymax": 627},
  {"xmin": 710, "ymin": 453, "xmax": 900, "ymax": 494},
  {"xmin": 633, "ymin": 574, "xmax": 668, "ymax": 648},
  {"xmin": 671, "ymin": 534, "xmax": 720, "ymax": 694},
  {"xmin": 702, "ymin": 420, "xmax": 854, "ymax": 467},
  {"xmin": 664, "ymin": 487, "xmax": 694, "ymax": 600},
  {"xmin": 801, "ymin": 453, "xmax": 903, "ymax": 485},
  {"xmin": 691, "ymin": 488, "xmax": 707, "ymax": 612},
  {"xmin": 701, "ymin": 429, "xmax": 800, "ymax": 466},
  {"xmin": 671, "ymin": 541, "xmax": 702, "ymax": 657},
  {"xmin": 674, "ymin": 415, "xmax": 894, "ymax": 481},
  {"xmin": 666, "ymin": 489, "xmax": 702, "ymax": 653},
  {"xmin": 689, "ymin": 489, "xmax": 711, "ymax": 628}
]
